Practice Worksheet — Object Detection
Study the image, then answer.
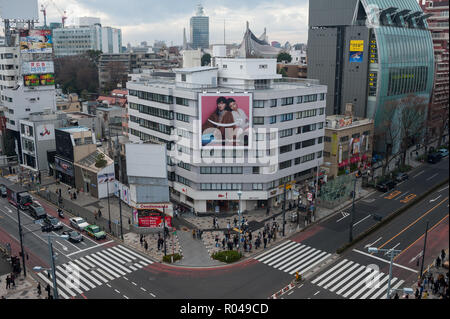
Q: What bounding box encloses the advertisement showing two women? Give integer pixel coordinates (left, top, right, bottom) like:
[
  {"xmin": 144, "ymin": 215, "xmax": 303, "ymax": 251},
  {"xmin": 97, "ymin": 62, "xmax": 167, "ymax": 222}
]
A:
[{"xmin": 200, "ymin": 93, "xmax": 252, "ymax": 149}]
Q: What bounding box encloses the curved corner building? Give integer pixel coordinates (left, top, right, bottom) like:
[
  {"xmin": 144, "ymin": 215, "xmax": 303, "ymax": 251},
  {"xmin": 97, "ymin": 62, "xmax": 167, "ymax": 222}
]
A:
[{"xmin": 308, "ymin": 0, "xmax": 435, "ymax": 152}]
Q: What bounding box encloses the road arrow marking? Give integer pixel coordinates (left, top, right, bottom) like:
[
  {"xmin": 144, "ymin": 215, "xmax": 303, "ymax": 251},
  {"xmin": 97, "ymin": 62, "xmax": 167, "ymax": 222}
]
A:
[
  {"xmin": 364, "ymin": 237, "xmax": 383, "ymax": 249},
  {"xmin": 55, "ymin": 240, "xmax": 68, "ymax": 251},
  {"xmin": 430, "ymin": 195, "xmax": 442, "ymax": 203},
  {"xmin": 438, "ymin": 185, "xmax": 449, "ymax": 192},
  {"xmin": 336, "ymin": 211, "xmax": 350, "ymax": 222},
  {"xmin": 409, "ymin": 251, "xmax": 423, "ymax": 264}
]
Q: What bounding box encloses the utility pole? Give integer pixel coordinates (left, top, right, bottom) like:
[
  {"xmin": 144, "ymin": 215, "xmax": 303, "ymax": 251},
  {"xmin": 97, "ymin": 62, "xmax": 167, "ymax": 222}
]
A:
[
  {"xmin": 237, "ymin": 191, "xmax": 242, "ymax": 254},
  {"xmin": 107, "ymin": 179, "xmax": 111, "ymax": 233},
  {"xmin": 163, "ymin": 205, "xmax": 167, "ymax": 256},
  {"xmin": 282, "ymin": 183, "xmax": 286, "ymax": 236},
  {"xmin": 16, "ymin": 194, "xmax": 26, "ymax": 277},
  {"xmin": 115, "ymin": 132, "xmax": 123, "ymax": 240},
  {"xmin": 47, "ymin": 236, "xmax": 59, "ymax": 299},
  {"xmin": 419, "ymin": 221, "xmax": 429, "ymax": 279},
  {"xmin": 348, "ymin": 178, "xmax": 357, "ymax": 242}
]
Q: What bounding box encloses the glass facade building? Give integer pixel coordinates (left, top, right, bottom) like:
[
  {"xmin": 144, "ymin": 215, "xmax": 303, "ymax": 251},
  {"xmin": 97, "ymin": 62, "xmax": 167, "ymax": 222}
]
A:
[{"xmin": 190, "ymin": 5, "xmax": 209, "ymax": 50}]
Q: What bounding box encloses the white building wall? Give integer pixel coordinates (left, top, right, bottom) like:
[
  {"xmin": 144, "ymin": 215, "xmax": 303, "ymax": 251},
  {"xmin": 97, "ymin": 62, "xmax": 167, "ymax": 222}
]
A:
[{"xmin": 97, "ymin": 163, "xmax": 115, "ymax": 198}]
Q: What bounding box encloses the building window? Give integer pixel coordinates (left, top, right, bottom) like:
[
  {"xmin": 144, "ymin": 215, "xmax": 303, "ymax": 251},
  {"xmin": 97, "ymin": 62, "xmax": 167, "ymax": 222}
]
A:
[
  {"xmin": 319, "ymin": 108, "xmax": 325, "ymax": 115},
  {"xmin": 279, "ymin": 160, "xmax": 292, "ymax": 170},
  {"xmin": 302, "ymin": 123, "xmax": 316, "ymax": 133},
  {"xmin": 352, "ymin": 133, "xmax": 360, "ymax": 138},
  {"xmin": 253, "ymin": 117, "xmax": 264, "ymax": 125},
  {"xmin": 176, "ymin": 113, "xmax": 190, "ymax": 123},
  {"xmin": 181, "ymin": 74, "xmax": 186, "ymax": 82},
  {"xmin": 176, "ymin": 97, "xmax": 189, "ymax": 106},
  {"xmin": 254, "ymin": 100, "xmax": 265, "ymax": 108},
  {"xmin": 297, "ymin": 96, "xmax": 303, "ymax": 104},
  {"xmin": 323, "ymin": 151, "xmax": 331, "ymax": 157},
  {"xmin": 280, "ymin": 113, "xmax": 293, "ymax": 122},
  {"xmin": 281, "ymin": 97, "xmax": 294, "ymax": 106},
  {"xmin": 270, "ymin": 99, "xmax": 277, "ymax": 107},
  {"xmin": 222, "ymin": 65, "xmax": 227, "ymax": 69},
  {"xmin": 269, "ymin": 116, "xmax": 277, "ymax": 124},
  {"xmin": 318, "ymin": 137, "xmax": 323, "ymax": 144},
  {"xmin": 280, "ymin": 144, "xmax": 292, "ymax": 154},
  {"xmin": 252, "ymin": 183, "xmax": 263, "ymax": 190},
  {"xmin": 178, "ymin": 161, "xmax": 191, "ymax": 171},
  {"xmin": 279, "ymin": 128, "xmax": 293, "ymax": 138},
  {"xmin": 320, "ymin": 93, "xmax": 325, "ymax": 100},
  {"xmin": 340, "ymin": 136, "xmax": 349, "ymax": 142},
  {"xmin": 259, "ymin": 64, "xmax": 268, "ymax": 69},
  {"xmin": 317, "ymin": 151, "xmax": 323, "ymax": 158},
  {"xmin": 295, "ymin": 142, "xmax": 301, "ymax": 150},
  {"xmin": 318, "ymin": 122, "xmax": 324, "ymax": 129},
  {"xmin": 301, "ymin": 153, "xmax": 315, "ymax": 163},
  {"xmin": 302, "ymin": 138, "xmax": 316, "ymax": 148},
  {"xmin": 304, "ymin": 94, "xmax": 318, "ymax": 102},
  {"xmin": 324, "ymin": 136, "xmax": 332, "ymax": 142},
  {"xmin": 253, "ymin": 167, "xmax": 260, "ymax": 174}
]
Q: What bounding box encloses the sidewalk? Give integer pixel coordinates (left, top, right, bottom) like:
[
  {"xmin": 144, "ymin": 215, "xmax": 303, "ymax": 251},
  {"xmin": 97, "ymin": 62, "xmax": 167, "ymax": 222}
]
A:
[{"xmin": 0, "ymin": 273, "xmax": 44, "ymax": 299}]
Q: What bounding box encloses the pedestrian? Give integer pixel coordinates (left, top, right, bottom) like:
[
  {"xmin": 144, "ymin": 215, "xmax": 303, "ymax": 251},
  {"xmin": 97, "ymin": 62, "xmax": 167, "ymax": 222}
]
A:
[
  {"xmin": 68, "ymin": 188, "xmax": 71, "ymax": 198},
  {"xmin": 222, "ymin": 237, "xmax": 225, "ymax": 249},
  {"xmin": 263, "ymin": 236, "xmax": 267, "ymax": 249},
  {"xmin": 144, "ymin": 240, "xmax": 148, "ymax": 252},
  {"xmin": 436, "ymin": 256, "xmax": 441, "ymax": 268},
  {"xmin": 98, "ymin": 209, "xmax": 102, "ymax": 218},
  {"xmin": 423, "ymin": 290, "xmax": 428, "ymax": 299},
  {"xmin": 192, "ymin": 229, "xmax": 196, "ymax": 239},
  {"xmin": 233, "ymin": 217, "xmax": 237, "ymax": 228},
  {"xmin": 37, "ymin": 282, "xmax": 41, "ymax": 296},
  {"xmin": 46, "ymin": 284, "xmax": 51, "ymax": 298},
  {"xmin": 227, "ymin": 221, "xmax": 231, "ymax": 231},
  {"xmin": 415, "ymin": 288, "xmax": 420, "ymax": 299},
  {"xmin": 5, "ymin": 275, "xmax": 10, "ymax": 289},
  {"xmin": 73, "ymin": 191, "xmax": 77, "ymax": 200},
  {"xmin": 268, "ymin": 231, "xmax": 272, "ymax": 244},
  {"xmin": 266, "ymin": 206, "xmax": 270, "ymax": 216},
  {"xmin": 140, "ymin": 234, "xmax": 143, "ymax": 246},
  {"xmin": 441, "ymin": 249, "xmax": 446, "ymax": 263},
  {"xmin": 212, "ymin": 218, "xmax": 216, "ymax": 229},
  {"xmin": 10, "ymin": 273, "xmax": 15, "ymax": 287},
  {"xmin": 215, "ymin": 235, "xmax": 219, "ymax": 247},
  {"xmin": 393, "ymin": 293, "xmax": 399, "ymax": 299}
]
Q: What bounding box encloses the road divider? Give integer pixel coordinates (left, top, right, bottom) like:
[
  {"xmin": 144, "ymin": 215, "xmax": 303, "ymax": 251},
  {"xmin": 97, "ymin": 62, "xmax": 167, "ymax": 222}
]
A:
[{"xmin": 336, "ymin": 178, "xmax": 449, "ymax": 255}]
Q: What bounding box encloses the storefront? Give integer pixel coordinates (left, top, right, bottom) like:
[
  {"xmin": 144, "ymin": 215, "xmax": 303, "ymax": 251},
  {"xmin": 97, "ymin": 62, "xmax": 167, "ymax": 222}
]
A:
[
  {"xmin": 54, "ymin": 156, "xmax": 75, "ymax": 187},
  {"xmin": 132, "ymin": 203, "xmax": 173, "ymax": 229},
  {"xmin": 206, "ymin": 200, "xmax": 239, "ymax": 213}
]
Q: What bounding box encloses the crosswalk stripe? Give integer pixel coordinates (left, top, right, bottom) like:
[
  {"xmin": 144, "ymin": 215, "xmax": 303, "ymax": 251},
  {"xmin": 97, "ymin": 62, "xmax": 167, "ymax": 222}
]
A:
[
  {"xmin": 58, "ymin": 264, "xmax": 96, "ymax": 291},
  {"xmin": 287, "ymin": 251, "xmax": 329, "ymax": 274},
  {"xmin": 294, "ymin": 253, "xmax": 331, "ymax": 275},
  {"xmin": 260, "ymin": 242, "xmax": 302, "ymax": 264},
  {"xmin": 55, "ymin": 266, "xmax": 89, "ymax": 292},
  {"xmin": 76, "ymin": 257, "xmax": 111, "ymax": 283},
  {"xmin": 90, "ymin": 270, "xmax": 110, "ymax": 283},
  {"xmin": 311, "ymin": 259, "xmax": 349, "ymax": 284},
  {"xmin": 350, "ymin": 272, "xmax": 384, "ymax": 299},
  {"xmin": 37, "ymin": 272, "xmax": 71, "ymax": 299},
  {"xmin": 269, "ymin": 245, "xmax": 309, "ymax": 267},
  {"xmin": 370, "ymin": 278, "xmax": 398, "ymax": 299},
  {"xmin": 115, "ymin": 245, "xmax": 154, "ymax": 264},
  {"xmin": 110, "ymin": 246, "xmax": 140, "ymax": 261},
  {"xmin": 381, "ymin": 280, "xmax": 404, "ymax": 299},
  {"xmin": 68, "ymin": 261, "xmax": 102, "ymax": 287},
  {"xmin": 257, "ymin": 241, "xmax": 298, "ymax": 262},
  {"xmin": 91, "ymin": 253, "xmax": 127, "ymax": 276},
  {"xmin": 78, "ymin": 257, "xmax": 96, "ymax": 268},
  {"xmin": 342, "ymin": 269, "xmax": 376, "ymax": 298},
  {"xmin": 102, "ymin": 250, "xmax": 138, "ymax": 271},
  {"xmin": 52, "ymin": 270, "xmax": 83, "ymax": 295},
  {"xmin": 360, "ymin": 275, "xmax": 390, "ymax": 299},
  {"xmin": 254, "ymin": 240, "xmax": 292, "ymax": 259},
  {"xmin": 134, "ymin": 263, "xmax": 143, "ymax": 268},
  {"xmin": 277, "ymin": 247, "xmax": 317, "ymax": 271},
  {"xmin": 95, "ymin": 251, "xmax": 131, "ymax": 274},
  {"xmin": 106, "ymin": 247, "xmax": 133, "ymax": 263},
  {"xmin": 316, "ymin": 261, "xmax": 355, "ymax": 288},
  {"xmin": 335, "ymin": 266, "xmax": 369, "ymax": 296},
  {"xmin": 84, "ymin": 255, "xmax": 120, "ymax": 278}
]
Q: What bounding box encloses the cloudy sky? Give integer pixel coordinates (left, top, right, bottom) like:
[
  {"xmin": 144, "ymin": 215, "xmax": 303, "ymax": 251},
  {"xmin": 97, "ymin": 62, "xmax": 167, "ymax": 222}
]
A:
[{"xmin": 40, "ymin": 0, "xmax": 309, "ymax": 46}]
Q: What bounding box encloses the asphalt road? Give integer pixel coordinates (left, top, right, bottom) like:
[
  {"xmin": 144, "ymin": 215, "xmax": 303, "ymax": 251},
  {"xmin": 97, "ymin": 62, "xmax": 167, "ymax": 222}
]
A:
[{"xmin": 0, "ymin": 156, "xmax": 447, "ymax": 299}]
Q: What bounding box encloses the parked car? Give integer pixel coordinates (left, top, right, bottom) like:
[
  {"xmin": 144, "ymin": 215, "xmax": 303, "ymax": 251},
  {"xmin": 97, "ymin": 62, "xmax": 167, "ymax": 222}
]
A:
[
  {"xmin": 45, "ymin": 215, "xmax": 63, "ymax": 230},
  {"xmin": 0, "ymin": 185, "xmax": 7, "ymax": 197},
  {"xmin": 437, "ymin": 148, "xmax": 449, "ymax": 158},
  {"xmin": 62, "ymin": 230, "xmax": 83, "ymax": 243},
  {"xmin": 84, "ymin": 225, "xmax": 106, "ymax": 240},
  {"xmin": 69, "ymin": 217, "xmax": 90, "ymax": 231},
  {"xmin": 376, "ymin": 179, "xmax": 396, "ymax": 193},
  {"xmin": 394, "ymin": 172, "xmax": 409, "ymax": 182},
  {"xmin": 427, "ymin": 152, "xmax": 442, "ymax": 164},
  {"xmin": 28, "ymin": 203, "xmax": 47, "ymax": 220}
]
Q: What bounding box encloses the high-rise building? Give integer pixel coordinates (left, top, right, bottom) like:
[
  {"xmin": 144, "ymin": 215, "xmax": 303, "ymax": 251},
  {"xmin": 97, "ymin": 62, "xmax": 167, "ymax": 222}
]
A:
[
  {"xmin": 419, "ymin": 0, "xmax": 449, "ymax": 143},
  {"xmin": 190, "ymin": 4, "xmax": 209, "ymax": 50},
  {"xmin": 307, "ymin": 0, "xmax": 435, "ymax": 151},
  {"xmin": 53, "ymin": 20, "xmax": 122, "ymax": 57}
]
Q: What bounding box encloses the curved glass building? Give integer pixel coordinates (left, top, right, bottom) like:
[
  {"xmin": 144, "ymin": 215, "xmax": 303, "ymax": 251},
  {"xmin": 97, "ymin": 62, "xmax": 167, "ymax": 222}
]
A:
[{"xmin": 308, "ymin": 0, "xmax": 435, "ymax": 152}]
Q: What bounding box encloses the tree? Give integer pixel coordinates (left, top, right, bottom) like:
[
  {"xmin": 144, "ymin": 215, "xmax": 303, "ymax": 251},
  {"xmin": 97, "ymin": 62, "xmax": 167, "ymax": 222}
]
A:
[
  {"xmin": 201, "ymin": 53, "xmax": 211, "ymax": 66},
  {"xmin": 103, "ymin": 61, "xmax": 128, "ymax": 94},
  {"xmin": 95, "ymin": 153, "xmax": 107, "ymax": 168},
  {"xmin": 277, "ymin": 52, "xmax": 292, "ymax": 63},
  {"xmin": 277, "ymin": 67, "xmax": 288, "ymax": 77},
  {"xmin": 54, "ymin": 54, "xmax": 99, "ymax": 95},
  {"xmin": 398, "ymin": 95, "xmax": 427, "ymax": 166},
  {"xmin": 435, "ymin": 107, "xmax": 449, "ymax": 148}
]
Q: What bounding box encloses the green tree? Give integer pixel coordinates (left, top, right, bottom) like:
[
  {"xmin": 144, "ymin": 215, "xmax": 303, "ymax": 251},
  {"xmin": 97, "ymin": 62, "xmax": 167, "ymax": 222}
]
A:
[
  {"xmin": 277, "ymin": 67, "xmax": 288, "ymax": 77},
  {"xmin": 95, "ymin": 153, "xmax": 107, "ymax": 168},
  {"xmin": 277, "ymin": 52, "xmax": 292, "ymax": 63},
  {"xmin": 201, "ymin": 53, "xmax": 211, "ymax": 66}
]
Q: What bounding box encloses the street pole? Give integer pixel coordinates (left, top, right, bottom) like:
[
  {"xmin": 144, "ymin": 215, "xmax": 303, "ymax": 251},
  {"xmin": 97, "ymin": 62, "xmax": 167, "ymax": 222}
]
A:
[
  {"xmin": 47, "ymin": 235, "xmax": 59, "ymax": 299},
  {"xmin": 419, "ymin": 221, "xmax": 429, "ymax": 279},
  {"xmin": 348, "ymin": 178, "xmax": 357, "ymax": 243},
  {"xmin": 238, "ymin": 192, "xmax": 242, "ymax": 254},
  {"xmin": 282, "ymin": 183, "xmax": 286, "ymax": 236},
  {"xmin": 107, "ymin": 179, "xmax": 111, "ymax": 233},
  {"xmin": 16, "ymin": 197, "xmax": 26, "ymax": 277},
  {"xmin": 163, "ymin": 205, "xmax": 167, "ymax": 256},
  {"xmin": 387, "ymin": 250, "xmax": 394, "ymax": 299},
  {"xmin": 115, "ymin": 132, "xmax": 123, "ymax": 240}
]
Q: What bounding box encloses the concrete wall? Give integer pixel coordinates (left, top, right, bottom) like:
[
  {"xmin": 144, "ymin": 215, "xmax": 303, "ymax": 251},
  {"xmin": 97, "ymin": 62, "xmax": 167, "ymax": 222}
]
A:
[{"xmin": 309, "ymin": 0, "xmax": 358, "ymax": 27}]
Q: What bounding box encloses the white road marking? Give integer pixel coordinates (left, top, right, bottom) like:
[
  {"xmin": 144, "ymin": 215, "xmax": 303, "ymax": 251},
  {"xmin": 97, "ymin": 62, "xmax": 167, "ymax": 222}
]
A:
[
  {"xmin": 314, "ymin": 291, "xmax": 320, "ymax": 296},
  {"xmin": 132, "ymin": 282, "xmax": 137, "ymax": 286},
  {"xmin": 66, "ymin": 240, "xmax": 114, "ymax": 257},
  {"xmin": 123, "ymin": 277, "xmax": 129, "ymax": 281},
  {"xmin": 297, "ymin": 284, "xmax": 304, "ymax": 289},
  {"xmin": 438, "ymin": 185, "xmax": 449, "ymax": 192},
  {"xmin": 430, "ymin": 195, "xmax": 442, "ymax": 203},
  {"xmin": 384, "ymin": 243, "xmax": 401, "ymax": 256},
  {"xmin": 140, "ymin": 287, "xmax": 146, "ymax": 292},
  {"xmin": 426, "ymin": 173, "xmax": 438, "ymax": 181},
  {"xmin": 409, "ymin": 251, "xmax": 423, "ymax": 264},
  {"xmin": 114, "ymin": 289, "xmax": 121, "ymax": 294},
  {"xmin": 311, "ymin": 259, "xmax": 349, "ymax": 284},
  {"xmin": 396, "ymin": 191, "xmax": 409, "ymax": 200},
  {"xmin": 413, "ymin": 170, "xmax": 425, "ymax": 178},
  {"xmin": 288, "ymin": 291, "xmax": 294, "ymax": 295},
  {"xmin": 150, "ymin": 293, "xmax": 156, "ymax": 297},
  {"xmin": 364, "ymin": 237, "xmax": 383, "ymax": 249},
  {"xmin": 106, "ymin": 284, "xmax": 111, "ymax": 288},
  {"xmin": 123, "ymin": 295, "xmax": 129, "ymax": 299},
  {"xmin": 336, "ymin": 211, "xmax": 350, "ymax": 223},
  {"xmin": 352, "ymin": 249, "xmax": 417, "ymax": 273},
  {"xmin": 353, "ymin": 214, "xmax": 372, "ymax": 227}
]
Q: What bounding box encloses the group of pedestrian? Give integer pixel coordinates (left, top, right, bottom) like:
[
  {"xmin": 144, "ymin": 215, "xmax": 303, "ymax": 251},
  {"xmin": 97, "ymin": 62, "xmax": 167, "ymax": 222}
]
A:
[
  {"xmin": 4, "ymin": 273, "xmax": 16, "ymax": 289},
  {"xmin": 192, "ymin": 229, "xmax": 203, "ymax": 239},
  {"xmin": 68, "ymin": 187, "xmax": 78, "ymax": 200},
  {"xmin": 212, "ymin": 217, "xmax": 220, "ymax": 229},
  {"xmin": 139, "ymin": 234, "xmax": 149, "ymax": 251}
]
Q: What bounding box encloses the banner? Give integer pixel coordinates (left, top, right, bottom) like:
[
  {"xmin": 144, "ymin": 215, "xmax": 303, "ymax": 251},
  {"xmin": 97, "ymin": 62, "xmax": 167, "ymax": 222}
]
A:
[
  {"xmin": 199, "ymin": 93, "xmax": 252, "ymax": 149},
  {"xmin": 55, "ymin": 157, "xmax": 74, "ymax": 177},
  {"xmin": 114, "ymin": 181, "xmax": 130, "ymax": 205},
  {"xmin": 22, "ymin": 61, "xmax": 54, "ymax": 74},
  {"xmin": 20, "ymin": 29, "xmax": 53, "ymax": 53},
  {"xmin": 97, "ymin": 172, "xmax": 115, "ymax": 184},
  {"xmin": 349, "ymin": 40, "xmax": 364, "ymax": 63},
  {"xmin": 331, "ymin": 133, "xmax": 338, "ymax": 156},
  {"xmin": 133, "ymin": 204, "xmax": 173, "ymax": 228},
  {"xmin": 24, "ymin": 73, "xmax": 54, "ymax": 86},
  {"xmin": 36, "ymin": 124, "xmax": 54, "ymax": 141}
]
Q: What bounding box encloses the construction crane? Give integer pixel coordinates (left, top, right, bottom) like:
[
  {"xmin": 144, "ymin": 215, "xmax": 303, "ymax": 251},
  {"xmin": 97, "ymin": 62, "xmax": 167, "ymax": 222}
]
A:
[
  {"xmin": 40, "ymin": 3, "xmax": 49, "ymax": 27},
  {"xmin": 49, "ymin": 0, "xmax": 68, "ymax": 28}
]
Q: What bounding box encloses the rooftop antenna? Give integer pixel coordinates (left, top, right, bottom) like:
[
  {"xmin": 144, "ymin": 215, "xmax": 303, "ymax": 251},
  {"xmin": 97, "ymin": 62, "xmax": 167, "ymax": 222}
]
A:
[{"xmin": 223, "ymin": 19, "xmax": 226, "ymax": 45}]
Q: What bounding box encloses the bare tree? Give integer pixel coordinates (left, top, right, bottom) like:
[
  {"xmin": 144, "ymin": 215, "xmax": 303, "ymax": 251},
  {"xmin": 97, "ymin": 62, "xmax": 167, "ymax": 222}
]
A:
[
  {"xmin": 399, "ymin": 95, "xmax": 427, "ymax": 166},
  {"xmin": 104, "ymin": 61, "xmax": 128, "ymax": 94}
]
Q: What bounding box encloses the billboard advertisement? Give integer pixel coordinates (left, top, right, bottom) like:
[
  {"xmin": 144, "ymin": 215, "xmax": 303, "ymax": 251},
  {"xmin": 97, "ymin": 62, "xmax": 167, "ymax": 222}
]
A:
[
  {"xmin": 349, "ymin": 40, "xmax": 364, "ymax": 63},
  {"xmin": 36, "ymin": 124, "xmax": 54, "ymax": 141},
  {"xmin": 55, "ymin": 157, "xmax": 74, "ymax": 177},
  {"xmin": 0, "ymin": 0, "xmax": 39, "ymax": 20},
  {"xmin": 22, "ymin": 61, "xmax": 54, "ymax": 74},
  {"xmin": 199, "ymin": 93, "xmax": 252, "ymax": 149},
  {"xmin": 132, "ymin": 203, "xmax": 173, "ymax": 228},
  {"xmin": 125, "ymin": 144, "xmax": 167, "ymax": 179},
  {"xmin": 20, "ymin": 29, "xmax": 52, "ymax": 53},
  {"xmin": 97, "ymin": 172, "xmax": 115, "ymax": 184},
  {"xmin": 23, "ymin": 73, "xmax": 54, "ymax": 86}
]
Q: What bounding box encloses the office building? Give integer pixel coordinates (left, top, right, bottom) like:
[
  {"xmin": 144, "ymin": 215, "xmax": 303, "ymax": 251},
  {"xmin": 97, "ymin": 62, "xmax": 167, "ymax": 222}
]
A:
[
  {"xmin": 126, "ymin": 56, "xmax": 327, "ymax": 213},
  {"xmin": 307, "ymin": 0, "xmax": 435, "ymax": 152},
  {"xmin": 190, "ymin": 4, "xmax": 209, "ymax": 50},
  {"xmin": 420, "ymin": 0, "xmax": 449, "ymax": 141}
]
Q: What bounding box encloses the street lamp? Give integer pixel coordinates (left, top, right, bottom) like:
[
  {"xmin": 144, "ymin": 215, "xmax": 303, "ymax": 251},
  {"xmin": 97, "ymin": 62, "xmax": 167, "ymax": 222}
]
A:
[
  {"xmin": 237, "ymin": 190, "xmax": 242, "ymax": 254},
  {"xmin": 15, "ymin": 190, "xmax": 30, "ymax": 277},
  {"xmin": 34, "ymin": 233, "xmax": 69, "ymax": 299},
  {"xmin": 367, "ymin": 246, "xmax": 402, "ymax": 299},
  {"xmin": 348, "ymin": 177, "xmax": 357, "ymax": 242}
]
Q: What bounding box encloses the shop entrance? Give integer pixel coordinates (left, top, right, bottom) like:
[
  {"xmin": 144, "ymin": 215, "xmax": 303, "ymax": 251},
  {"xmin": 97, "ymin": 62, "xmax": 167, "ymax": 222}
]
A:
[{"xmin": 206, "ymin": 200, "xmax": 239, "ymax": 213}]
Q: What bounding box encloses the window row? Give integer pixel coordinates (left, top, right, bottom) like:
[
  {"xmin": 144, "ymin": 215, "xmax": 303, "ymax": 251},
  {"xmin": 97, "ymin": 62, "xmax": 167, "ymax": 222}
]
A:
[
  {"xmin": 200, "ymin": 166, "xmax": 243, "ymax": 174},
  {"xmin": 129, "ymin": 102, "xmax": 173, "ymax": 120},
  {"xmin": 129, "ymin": 116, "xmax": 172, "ymax": 135},
  {"xmin": 200, "ymin": 183, "xmax": 243, "ymax": 191},
  {"xmin": 129, "ymin": 89, "xmax": 173, "ymax": 104}
]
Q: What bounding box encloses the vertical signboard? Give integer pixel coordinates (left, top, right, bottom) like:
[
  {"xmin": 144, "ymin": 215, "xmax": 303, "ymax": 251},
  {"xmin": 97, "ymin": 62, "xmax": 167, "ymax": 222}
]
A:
[{"xmin": 349, "ymin": 40, "xmax": 364, "ymax": 63}]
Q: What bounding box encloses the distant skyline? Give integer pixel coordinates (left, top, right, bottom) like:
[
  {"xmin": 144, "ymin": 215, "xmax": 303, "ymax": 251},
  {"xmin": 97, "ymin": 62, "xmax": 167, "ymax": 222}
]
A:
[{"xmin": 36, "ymin": 0, "xmax": 309, "ymax": 46}]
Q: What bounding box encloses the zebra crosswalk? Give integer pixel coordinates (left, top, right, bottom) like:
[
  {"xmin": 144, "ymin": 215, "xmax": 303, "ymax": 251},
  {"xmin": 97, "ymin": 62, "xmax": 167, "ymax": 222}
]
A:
[
  {"xmin": 255, "ymin": 240, "xmax": 332, "ymax": 275},
  {"xmin": 311, "ymin": 259, "xmax": 405, "ymax": 299},
  {"xmin": 36, "ymin": 244, "xmax": 153, "ymax": 299}
]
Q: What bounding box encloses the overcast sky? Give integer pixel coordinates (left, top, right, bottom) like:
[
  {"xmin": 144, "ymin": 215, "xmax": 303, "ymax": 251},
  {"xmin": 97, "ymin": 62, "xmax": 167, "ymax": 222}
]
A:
[{"xmin": 41, "ymin": 0, "xmax": 309, "ymax": 46}]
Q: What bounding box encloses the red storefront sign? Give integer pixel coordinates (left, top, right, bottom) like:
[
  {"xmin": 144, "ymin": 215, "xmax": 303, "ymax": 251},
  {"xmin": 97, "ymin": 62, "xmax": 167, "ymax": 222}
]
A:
[{"xmin": 137, "ymin": 210, "xmax": 172, "ymax": 228}]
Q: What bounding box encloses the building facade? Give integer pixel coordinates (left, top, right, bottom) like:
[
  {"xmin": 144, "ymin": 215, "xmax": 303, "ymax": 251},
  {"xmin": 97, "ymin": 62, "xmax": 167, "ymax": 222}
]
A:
[
  {"xmin": 190, "ymin": 4, "xmax": 209, "ymax": 50},
  {"xmin": 126, "ymin": 58, "xmax": 327, "ymax": 213},
  {"xmin": 420, "ymin": 0, "xmax": 449, "ymax": 142},
  {"xmin": 307, "ymin": 0, "xmax": 435, "ymax": 152}
]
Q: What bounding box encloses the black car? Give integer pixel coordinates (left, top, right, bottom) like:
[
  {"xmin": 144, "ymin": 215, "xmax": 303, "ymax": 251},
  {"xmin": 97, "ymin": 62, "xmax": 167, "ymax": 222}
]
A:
[
  {"xmin": 45, "ymin": 216, "xmax": 63, "ymax": 230},
  {"xmin": 376, "ymin": 180, "xmax": 396, "ymax": 192},
  {"xmin": 62, "ymin": 230, "xmax": 83, "ymax": 243},
  {"xmin": 395, "ymin": 172, "xmax": 409, "ymax": 182},
  {"xmin": 40, "ymin": 219, "xmax": 53, "ymax": 233},
  {"xmin": 0, "ymin": 185, "xmax": 7, "ymax": 197},
  {"xmin": 28, "ymin": 203, "xmax": 47, "ymax": 220},
  {"xmin": 427, "ymin": 152, "xmax": 442, "ymax": 164}
]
